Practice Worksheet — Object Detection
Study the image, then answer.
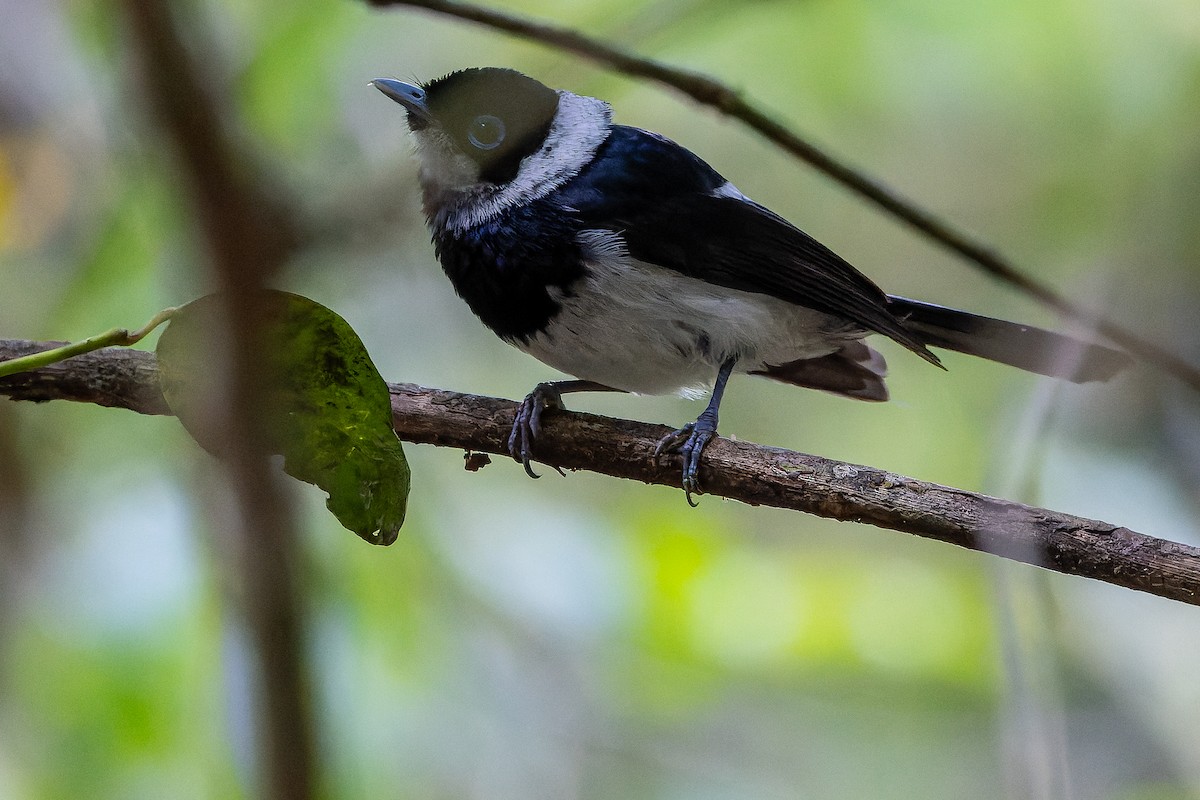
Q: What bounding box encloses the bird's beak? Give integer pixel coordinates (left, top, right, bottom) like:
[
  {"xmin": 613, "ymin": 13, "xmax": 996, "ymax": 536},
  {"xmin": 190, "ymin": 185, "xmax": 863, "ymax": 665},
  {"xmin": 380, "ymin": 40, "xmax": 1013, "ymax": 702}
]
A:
[{"xmin": 371, "ymin": 78, "xmax": 432, "ymax": 129}]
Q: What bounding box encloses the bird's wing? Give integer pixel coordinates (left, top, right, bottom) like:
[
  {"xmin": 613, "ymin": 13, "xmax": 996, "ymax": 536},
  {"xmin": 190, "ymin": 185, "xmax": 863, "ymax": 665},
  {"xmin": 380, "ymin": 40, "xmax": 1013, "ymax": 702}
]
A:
[
  {"xmin": 563, "ymin": 126, "xmax": 938, "ymax": 364},
  {"xmin": 616, "ymin": 193, "xmax": 937, "ymax": 362}
]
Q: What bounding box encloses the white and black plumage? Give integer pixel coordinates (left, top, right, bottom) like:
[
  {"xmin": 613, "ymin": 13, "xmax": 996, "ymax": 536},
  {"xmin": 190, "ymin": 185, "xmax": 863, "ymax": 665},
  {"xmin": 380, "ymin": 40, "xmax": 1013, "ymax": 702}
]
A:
[{"xmin": 373, "ymin": 67, "xmax": 1129, "ymax": 502}]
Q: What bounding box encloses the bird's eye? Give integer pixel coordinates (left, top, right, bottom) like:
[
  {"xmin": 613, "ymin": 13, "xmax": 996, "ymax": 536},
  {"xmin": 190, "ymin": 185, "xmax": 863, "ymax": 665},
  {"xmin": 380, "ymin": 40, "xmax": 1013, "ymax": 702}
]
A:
[{"xmin": 467, "ymin": 115, "xmax": 506, "ymax": 150}]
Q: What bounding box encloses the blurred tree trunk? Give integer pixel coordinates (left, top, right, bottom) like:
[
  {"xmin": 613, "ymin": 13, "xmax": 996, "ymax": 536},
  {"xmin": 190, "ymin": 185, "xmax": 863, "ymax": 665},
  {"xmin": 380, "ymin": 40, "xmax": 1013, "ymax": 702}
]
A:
[{"xmin": 116, "ymin": 1, "xmax": 316, "ymax": 797}]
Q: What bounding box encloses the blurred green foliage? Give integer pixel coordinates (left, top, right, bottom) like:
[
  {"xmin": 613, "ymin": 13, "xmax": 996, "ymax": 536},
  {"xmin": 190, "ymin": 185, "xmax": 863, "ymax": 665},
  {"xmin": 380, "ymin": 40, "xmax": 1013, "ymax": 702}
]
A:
[{"xmin": 1, "ymin": 0, "xmax": 1199, "ymax": 798}]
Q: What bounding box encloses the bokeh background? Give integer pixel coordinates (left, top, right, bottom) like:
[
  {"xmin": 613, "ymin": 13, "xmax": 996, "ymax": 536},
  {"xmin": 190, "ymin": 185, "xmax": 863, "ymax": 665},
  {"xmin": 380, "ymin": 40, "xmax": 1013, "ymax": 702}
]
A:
[{"xmin": 2, "ymin": 0, "xmax": 1199, "ymax": 797}]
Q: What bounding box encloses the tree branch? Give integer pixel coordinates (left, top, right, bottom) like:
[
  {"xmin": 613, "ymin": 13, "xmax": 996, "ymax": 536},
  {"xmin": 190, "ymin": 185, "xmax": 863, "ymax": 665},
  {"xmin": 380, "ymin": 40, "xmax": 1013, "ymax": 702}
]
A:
[
  {"xmin": 117, "ymin": 2, "xmax": 315, "ymax": 798},
  {"xmin": 366, "ymin": 0, "xmax": 1200, "ymax": 393},
  {"xmin": 3, "ymin": 340, "xmax": 1197, "ymax": 607}
]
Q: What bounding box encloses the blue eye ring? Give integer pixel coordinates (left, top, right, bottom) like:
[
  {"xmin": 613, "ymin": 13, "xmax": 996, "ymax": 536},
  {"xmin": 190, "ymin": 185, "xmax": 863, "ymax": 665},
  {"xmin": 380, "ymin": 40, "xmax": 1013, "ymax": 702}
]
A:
[{"xmin": 467, "ymin": 115, "xmax": 506, "ymax": 150}]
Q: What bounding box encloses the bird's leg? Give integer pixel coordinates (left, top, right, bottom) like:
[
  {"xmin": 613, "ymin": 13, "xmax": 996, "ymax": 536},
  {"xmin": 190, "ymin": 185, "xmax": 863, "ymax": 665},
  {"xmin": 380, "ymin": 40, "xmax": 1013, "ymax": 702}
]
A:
[
  {"xmin": 510, "ymin": 379, "xmax": 620, "ymax": 478},
  {"xmin": 655, "ymin": 358, "xmax": 736, "ymax": 506}
]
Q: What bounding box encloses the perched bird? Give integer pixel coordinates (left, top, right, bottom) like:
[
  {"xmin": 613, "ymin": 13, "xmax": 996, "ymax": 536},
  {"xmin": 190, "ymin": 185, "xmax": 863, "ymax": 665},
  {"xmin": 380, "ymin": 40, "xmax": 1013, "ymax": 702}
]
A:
[{"xmin": 372, "ymin": 67, "xmax": 1129, "ymax": 503}]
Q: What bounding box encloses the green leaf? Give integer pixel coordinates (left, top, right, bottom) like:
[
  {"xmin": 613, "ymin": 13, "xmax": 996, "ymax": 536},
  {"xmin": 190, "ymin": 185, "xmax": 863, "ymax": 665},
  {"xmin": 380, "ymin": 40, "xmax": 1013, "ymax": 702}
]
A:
[{"xmin": 155, "ymin": 291, "xmax": 409, "ymax": 545}]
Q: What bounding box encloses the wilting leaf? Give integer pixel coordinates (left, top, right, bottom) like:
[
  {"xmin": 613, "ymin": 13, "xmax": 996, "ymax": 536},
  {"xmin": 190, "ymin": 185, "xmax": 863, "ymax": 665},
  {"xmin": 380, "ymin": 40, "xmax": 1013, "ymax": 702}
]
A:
[{"xmin": 156, "ymin": 291, "xmax": 409, "ymax": 545}]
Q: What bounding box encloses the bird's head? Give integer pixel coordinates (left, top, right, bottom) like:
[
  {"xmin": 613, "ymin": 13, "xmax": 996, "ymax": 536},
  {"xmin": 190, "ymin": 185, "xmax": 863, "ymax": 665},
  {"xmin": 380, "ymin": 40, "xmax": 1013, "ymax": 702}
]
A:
[{"xmin": 372, "ymin": 67, "xmax": 612, "ymax": 228}]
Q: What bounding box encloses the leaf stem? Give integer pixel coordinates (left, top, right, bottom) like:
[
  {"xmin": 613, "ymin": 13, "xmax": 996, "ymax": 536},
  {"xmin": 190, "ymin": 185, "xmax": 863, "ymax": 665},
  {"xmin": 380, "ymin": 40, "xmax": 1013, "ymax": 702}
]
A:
[{"xmin": 0, "ymin": 307, "xmax": 178, "ymax": 379}]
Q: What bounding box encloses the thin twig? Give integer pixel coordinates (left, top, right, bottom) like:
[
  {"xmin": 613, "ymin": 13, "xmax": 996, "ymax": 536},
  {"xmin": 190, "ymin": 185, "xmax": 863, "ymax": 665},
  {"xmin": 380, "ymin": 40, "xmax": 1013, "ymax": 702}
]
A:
[
  {"xmin": 367, "ymin": 0, "xmax": 1200, "ymax": 392},
  {"xmin": 2, "ymin": 341, "xmax": 1197, "ymax": 607}
]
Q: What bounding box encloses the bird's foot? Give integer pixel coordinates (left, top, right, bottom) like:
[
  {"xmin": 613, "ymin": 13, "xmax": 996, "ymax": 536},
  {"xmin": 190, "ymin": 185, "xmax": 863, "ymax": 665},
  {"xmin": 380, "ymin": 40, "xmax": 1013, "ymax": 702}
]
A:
[
  {"xmin": 509, "ymin": 383, "xmax": 569, "ymax": 479},
  {"xmin": 655, "ymin": 415, "xmax": 718, "ymax": 507}
]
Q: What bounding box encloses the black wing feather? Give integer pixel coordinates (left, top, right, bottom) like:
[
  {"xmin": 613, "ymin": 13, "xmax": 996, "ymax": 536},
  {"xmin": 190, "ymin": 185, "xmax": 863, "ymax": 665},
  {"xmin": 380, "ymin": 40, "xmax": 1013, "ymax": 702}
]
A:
[
  {"xmin": 560, "ymin": 126, "xmax": 939, "ymax": 365},
  {"xmin": 617, "ymin": 194, "xmax": 938, "ymax": 364}
]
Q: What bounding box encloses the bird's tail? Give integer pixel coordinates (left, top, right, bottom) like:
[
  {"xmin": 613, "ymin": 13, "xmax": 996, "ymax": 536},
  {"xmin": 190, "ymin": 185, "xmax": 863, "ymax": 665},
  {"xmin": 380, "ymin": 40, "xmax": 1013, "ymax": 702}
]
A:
[{"xmin": 887, "ymin": 296, "xmax": 1131, "ymax": 383}]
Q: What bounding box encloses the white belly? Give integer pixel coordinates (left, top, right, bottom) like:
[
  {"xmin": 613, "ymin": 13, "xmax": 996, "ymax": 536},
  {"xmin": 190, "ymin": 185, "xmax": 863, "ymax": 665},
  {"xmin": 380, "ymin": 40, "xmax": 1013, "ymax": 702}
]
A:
[{"xmin": 514, "ymin": 246, "xmax": 858, "ymax": 396}]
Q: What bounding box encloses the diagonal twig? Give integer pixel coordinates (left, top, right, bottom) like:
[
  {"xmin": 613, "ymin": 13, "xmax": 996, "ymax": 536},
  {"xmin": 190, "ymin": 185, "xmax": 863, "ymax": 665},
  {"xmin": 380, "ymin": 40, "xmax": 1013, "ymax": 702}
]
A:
[{"xmin": 367, "ymin": 0, "xmax": 1200, "ymax": 392}]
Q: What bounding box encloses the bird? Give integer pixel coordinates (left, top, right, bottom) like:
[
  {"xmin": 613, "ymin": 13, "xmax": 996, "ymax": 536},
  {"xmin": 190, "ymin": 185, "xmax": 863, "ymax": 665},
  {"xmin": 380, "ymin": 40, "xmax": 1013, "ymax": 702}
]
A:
[{"xmin": 372, "ymin": 67, "xmax": 1130, "ymax": 504}]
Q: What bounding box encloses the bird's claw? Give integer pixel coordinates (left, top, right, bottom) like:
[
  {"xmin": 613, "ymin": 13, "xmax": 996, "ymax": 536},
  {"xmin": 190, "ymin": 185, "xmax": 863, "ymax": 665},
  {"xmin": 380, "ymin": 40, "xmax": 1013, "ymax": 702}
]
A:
[
  {"xmin": 653, "ymin": 424, "xmax": 692, "ymax": 457},
  {"xmin": 655, "ymin": 420, "xmax": 717, "ymax": 506},
  {"xmin": 508, "ymin": 383, "xmax": 567, "ymax": 479}
]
